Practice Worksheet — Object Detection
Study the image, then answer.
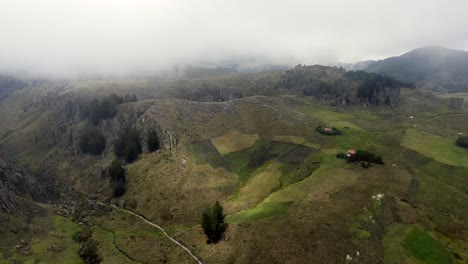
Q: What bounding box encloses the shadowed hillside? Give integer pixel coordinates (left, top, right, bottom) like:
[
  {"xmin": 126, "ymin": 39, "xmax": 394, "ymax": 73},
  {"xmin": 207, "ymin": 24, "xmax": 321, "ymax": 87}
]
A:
[{"xmin": 365, "ymin": 46, "xmax": 468, "ymax": 92}]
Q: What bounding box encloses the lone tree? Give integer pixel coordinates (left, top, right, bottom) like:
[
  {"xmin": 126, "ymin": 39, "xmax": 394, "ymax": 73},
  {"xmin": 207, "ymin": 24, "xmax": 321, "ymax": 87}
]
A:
[
  {"xmin": 147, "ymin": 128, "xmax": 160, "ymax": 152},
  {"xmin": 201, "ymin": 201, "xmax": 226, "ymax": 243},
  {"xmin": 108, "ymin": 159, "xmax": 126, "ymax": 197}
]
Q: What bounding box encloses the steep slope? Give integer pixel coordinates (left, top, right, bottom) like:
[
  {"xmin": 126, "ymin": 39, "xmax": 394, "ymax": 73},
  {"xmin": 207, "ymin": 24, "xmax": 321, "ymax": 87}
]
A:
[
  {"xmin": 365, "ymin": 46, "xmax": 468, "ymax": 92},
  {"xmin": 0, "ymin": 150, "xmax": 48, "ymax": 213}
]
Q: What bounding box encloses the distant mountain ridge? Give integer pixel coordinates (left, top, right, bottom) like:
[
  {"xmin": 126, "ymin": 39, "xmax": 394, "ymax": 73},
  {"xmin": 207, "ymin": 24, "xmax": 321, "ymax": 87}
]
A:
[{"xmin": 362, "ymin": 46, "xmax": 468, "ymax": 92}]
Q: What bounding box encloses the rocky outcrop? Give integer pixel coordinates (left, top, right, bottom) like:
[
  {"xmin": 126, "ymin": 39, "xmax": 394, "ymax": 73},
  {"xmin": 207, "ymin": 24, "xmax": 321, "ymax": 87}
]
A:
[
  {"xmin": 0, "ymin": 151, "xmax": 47, "ymax": 214},
  {"xmin": 449, "ymin": 97, "xmax": 464, "ymax": 109},
  {"xmin": 50, "ymin": 98, "xmax": 86, "ymax": 154}
]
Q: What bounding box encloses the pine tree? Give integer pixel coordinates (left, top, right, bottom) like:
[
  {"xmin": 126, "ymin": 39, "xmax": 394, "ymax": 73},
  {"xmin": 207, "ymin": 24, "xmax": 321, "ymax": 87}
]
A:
[{"xmin": 201, "ymin": 201, "xmax": 226, "ymax": 243}]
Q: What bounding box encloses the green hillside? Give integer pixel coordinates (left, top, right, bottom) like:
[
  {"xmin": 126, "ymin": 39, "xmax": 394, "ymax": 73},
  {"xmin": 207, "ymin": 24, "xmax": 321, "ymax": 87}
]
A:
[{"xmin": 0, "ymin": 70, "xmax": 467, "ymax": 263}]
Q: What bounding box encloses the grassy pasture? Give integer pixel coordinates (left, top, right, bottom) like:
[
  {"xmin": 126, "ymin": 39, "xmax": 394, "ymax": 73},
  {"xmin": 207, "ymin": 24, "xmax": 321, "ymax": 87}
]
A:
[
  {"xmin": 227, "ymin": 155, "xmax": 358, "ymax": 223},
  {"xmin": 211, "ymin": 130, "xmax": 260, "ymax": 154},
  {"xmin": 225, "ymin": 161, "xmax": 282, "ymax": 213},
  {"xmin": 188, "ymin": 139, "xmax": 230, "ymax": 170},
  {"xmin": 403, "ymin": 228, "xmax": 452, "ymax": 264},
  {"xmin": 223, "ymin": 139, "xmax": 309, "ymax": 180},
  {"xmin": 401, "ymin": 129, "xmax": 468, "ymax": 167}
]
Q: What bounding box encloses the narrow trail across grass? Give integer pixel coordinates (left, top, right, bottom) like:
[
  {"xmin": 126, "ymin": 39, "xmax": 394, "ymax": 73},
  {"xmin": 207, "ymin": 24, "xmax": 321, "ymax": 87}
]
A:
[
  {"xmin": 110, "ymin": 205, "xmax": 204, "ymax": 264},
  {"xmin": 95, "ymin": 225, "xmax": 142, "ymax": 264}
]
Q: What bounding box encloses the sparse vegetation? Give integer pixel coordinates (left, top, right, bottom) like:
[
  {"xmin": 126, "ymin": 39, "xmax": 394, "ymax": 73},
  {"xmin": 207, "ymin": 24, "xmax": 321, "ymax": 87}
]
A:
[
  {"xmin": 202, "ymin": 201, "xmax": 226, "ymax": 243},
  {"xmin": 456, "ymin": 136, "xmax": 468, "ymax": 148},
  {"xmin": 79, "ymin": 126, "xmax": 106, "ymax": 155},
  {"xmin": 114, "ymin": 126, "xmax": 142, "ymax": 162}
]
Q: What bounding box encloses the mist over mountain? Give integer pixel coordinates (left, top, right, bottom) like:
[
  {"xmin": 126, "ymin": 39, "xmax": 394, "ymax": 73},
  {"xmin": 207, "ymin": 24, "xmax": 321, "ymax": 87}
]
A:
[{"xmin": 363, "ymin": 46, "xmax": 468, "ymax": 92}]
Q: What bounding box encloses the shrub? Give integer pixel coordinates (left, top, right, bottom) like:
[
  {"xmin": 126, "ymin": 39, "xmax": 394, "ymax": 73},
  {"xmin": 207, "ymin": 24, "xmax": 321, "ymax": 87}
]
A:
[
  {"xmin": 147, "ymin": 128, "xmax": 160, "ymax": 152},
  {"xmin": 114, "ymin": 127, "xmax": 142, "ymax": 162},
  {"xmin": 108, "ymin": 160, "xmax": 126, "ymax": 197},
  {"xmin": 456, "ymin": 136, "xmax": 468, "ymax": 148},
  {"xmin": 348, "ymin": 150, "xmax": 384, "ymax": 165},
  {"xmin": 338, "ymin": 150, "xmax": 384, "ymax": 165},
  {"xmin": 79, "ymin": 239, "xmax": 101, "ymax": 264},
  {"xmin": 73, "ymin": 227, "xmax": 92, "ymax": 243},
  {"xmin": 79, "ymin": 126, "xmax": 106, "ymax": 155},
  {"xmin": 201, "ymin": 201, "xmax": 226, "ymax": 243}
]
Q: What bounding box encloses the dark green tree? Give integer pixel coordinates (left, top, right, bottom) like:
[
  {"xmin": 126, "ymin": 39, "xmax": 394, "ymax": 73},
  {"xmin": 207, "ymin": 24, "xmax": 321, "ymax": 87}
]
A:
[
  {"xmin": 147, "ymin": 129, "xmax": 160, "ymax": 152},
  {"xmin": 108, "ymin": 159, "xmax": 126, "ymax": 197},
  {"xmin": 201, "ymin": 201, "xmax": 226, "ymax": 243},
  {"xmin": 79, "ymin": 126, "xmax": 106, "ymax": 155},
  {"xmin": 85, "ymin": 94, "xmax": 124, "ymax": 125},
  {"xmin": 114, "ymin": 127, "xmax": 142, "ymax": 162}
]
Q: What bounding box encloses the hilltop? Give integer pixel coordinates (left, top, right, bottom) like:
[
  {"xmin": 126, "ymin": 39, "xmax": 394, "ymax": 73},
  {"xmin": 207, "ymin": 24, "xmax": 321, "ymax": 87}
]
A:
[{"xmin": 363, "ymin": 46, "xmax": 468, "ymax": 92}]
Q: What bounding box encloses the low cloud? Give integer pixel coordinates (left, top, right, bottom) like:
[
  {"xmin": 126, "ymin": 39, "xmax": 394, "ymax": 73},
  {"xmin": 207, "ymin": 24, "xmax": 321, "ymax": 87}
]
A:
[{"xmin": 1, "ymin": 0, "xmax": 467, "ymax": 77}]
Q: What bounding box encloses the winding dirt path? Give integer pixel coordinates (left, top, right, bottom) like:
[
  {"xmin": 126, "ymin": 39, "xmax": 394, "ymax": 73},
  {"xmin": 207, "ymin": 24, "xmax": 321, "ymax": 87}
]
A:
[
  {"xmin": 110, "ymin": 205, "xmax": 204, "ymax": 264},
  {"xmin": 95, "ymin": 225, "xmax": 142, "ymax": 264}
]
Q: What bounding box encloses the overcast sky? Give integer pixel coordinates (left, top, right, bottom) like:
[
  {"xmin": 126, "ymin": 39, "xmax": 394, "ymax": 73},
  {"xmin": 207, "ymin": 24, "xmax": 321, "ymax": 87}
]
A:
[{"xmin": 1, "ymin": 0, "xmax": 468, "ymax": 77}]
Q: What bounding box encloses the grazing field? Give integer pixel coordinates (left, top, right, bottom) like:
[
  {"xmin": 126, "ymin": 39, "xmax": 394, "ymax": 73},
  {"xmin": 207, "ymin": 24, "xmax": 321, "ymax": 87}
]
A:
[
  {"xmin": 225, "ymin": 161, "xmax": 282, "ymax": 213},
  {"xmin": 223, "ymin": 139, "xmax": 311, "ymax": 180},
  {"xmin": 401, "ymin": 129, "xmax": 468, "ymax": 167},
  {"xmin": 403, "ymin": 228, "xmax": 452, "ymax": 264},
  {"xmin": 227, "ymin": 155, "xmax": 358, "ymax": 223},
  {"xmin": 188, "ymin": 140, "xmax": 231, "ymax": 170},
  {"xmin": 211, "ymin": 130, "xmax": 260, "ymax": 154}
]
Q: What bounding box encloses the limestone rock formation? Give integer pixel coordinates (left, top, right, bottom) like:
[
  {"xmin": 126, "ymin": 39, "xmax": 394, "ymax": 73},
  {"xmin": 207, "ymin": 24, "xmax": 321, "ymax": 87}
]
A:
[{"xmin": 0, "ymin": 151, "xmax": 47, "ymax": 214}]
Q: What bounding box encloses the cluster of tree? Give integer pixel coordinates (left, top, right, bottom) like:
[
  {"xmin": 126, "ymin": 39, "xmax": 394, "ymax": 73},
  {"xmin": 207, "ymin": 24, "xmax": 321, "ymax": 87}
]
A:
[
  {"xmin": 73, "ymin": 227, "xmax": 101, "ymax": 264},
  {"xmin": 147, "ymin": 128, "xmax": 160, "ymax": 152},
  {"xmin": 337, "ymin": 150, "xmax": 384, "ymax": 166},
  {"xmin": 79, "ymin": 126, "xmax": 106, "ymax": 155},
  {"xmin": 108, "ymin": 159, "xmax": 126, "ymax": 197},
  {"xmin": 201, "ymin": 201, "xmax": 226, "ymax": 243},
  {"xmin": 114, "ymin": 126, "xmax": 142, "ymax": 163},
  {"xmin": 316, "ymin": 126, "xmax": 342, "ymax": 136},
  {"xmin": 85, "ymin": 93, "xmax": 137, "ymax": 126},
  {"xmin": 345, "ymin": 71, "xmax": 412, "ymax": 101},
  {"xmin": 456, "ymin": 136, "xmax": 468, "ymax": 148}
]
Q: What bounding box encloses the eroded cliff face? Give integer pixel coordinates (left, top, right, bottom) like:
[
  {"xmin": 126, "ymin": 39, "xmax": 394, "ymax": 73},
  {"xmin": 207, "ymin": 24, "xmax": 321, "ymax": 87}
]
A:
[{"xmin": 0, "ymin": 151, "xmax": 47, "ymax": 214}]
